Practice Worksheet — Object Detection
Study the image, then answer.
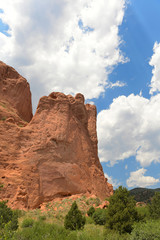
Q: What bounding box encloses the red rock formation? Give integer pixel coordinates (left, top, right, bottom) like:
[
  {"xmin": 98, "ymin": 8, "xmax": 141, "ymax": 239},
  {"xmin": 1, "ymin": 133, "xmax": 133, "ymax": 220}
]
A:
[
  {"xmin": 0, "ymin": 62, "xmax": 113, "ymax": 209},
  {"xmin": 0, "ymin": 61, "xmax": 32, "ymax": 122}
]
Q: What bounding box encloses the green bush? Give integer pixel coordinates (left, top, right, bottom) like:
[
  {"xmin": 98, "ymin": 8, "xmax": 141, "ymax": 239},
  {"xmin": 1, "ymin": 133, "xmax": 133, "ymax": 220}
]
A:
[
  {"xmin": 105, "ymin": 186, "xmax": 139, "ymax": 234},
  {"xmin": 86, "ymin": 216, "xmax": 95, "ymax": 224},
  {"xmin": 104, "ymin": 229, "xmax": 130, "ymax": 240},
  {"xmin": 38, "ymin": 215, "xmax": 46, "ymax": 221},
  {"xmin": 14, "ymin": 209, "xmax": 26, "ymax": 218},
  {"xmin": 0, "ymin": 201, "xmax": 18, "ymax": 239},
  {"xmin": 0, "ymin": 201, "xmax": 18, "ymax": 230},
  {"xmin": 136, "ymin": 206, "xmax": 149, "ymax": 221},
  {"xmin": 0, "ymin": 201, "xmax": 13, "ymax": 228},
  {"xmin": 148, "ymin": 191, "xmax": 160, "ymax": 219},
  {"xmin": 13, "ymin": 220, "xmax": 71, "ymax": 240},
  {"xmin": 78, "ymin": 225, "xmax": 104, "ymax": 240},
  {"xmin": 21, "ymin": 218, "xmax": 34, "ymax": 228},
  {"xmin": 95, "ymin": 198, "xmax": 101, "ymax": 207},
  {"xmin": 130, "ymin": 219, "xmax": 160, "ymax": 240},
  {"xmin": 64, "ymin": 201, "xmax": 86, "ymax": 230},
  {"xmin": 87, "ymin": 206, "xmax": 95, "ymax": 217},
  {"xmin": 92, "ymin": 208, "xmax": 107, "ymax": 225}
]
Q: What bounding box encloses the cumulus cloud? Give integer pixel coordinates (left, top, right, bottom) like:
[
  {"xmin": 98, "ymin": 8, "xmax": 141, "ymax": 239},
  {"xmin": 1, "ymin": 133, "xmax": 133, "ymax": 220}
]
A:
[
  {"xmin": 105, "ymin": 173, "xmax": 121, "ymax": 189},
  {"xmin": 149, "ymin": 42, "xmax": 160, "ymax": 94},
  {"xmin": 0, "ymin": 0, "xmax": 126, "ymax": 109},
  {"xmin": 97, "ymin": 93, "xmax": 160, "ymax": 167},
  {"xmin": 127, "ymin": 168, "xmax": 159, "ymax": 188}
]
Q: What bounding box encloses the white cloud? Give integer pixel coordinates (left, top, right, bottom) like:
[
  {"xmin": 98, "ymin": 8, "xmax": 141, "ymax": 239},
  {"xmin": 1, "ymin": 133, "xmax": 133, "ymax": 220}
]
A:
[
  {"xmin": 97, "ymin": 94, "xmax": 160, "ymax": 167},
  {"xmin": 108, "ymin": 80, "xmax": 127, "ymax": 88},
  {"xmin": 0, "ymin": 0, "xmax": 126, "ymax": 109},
  {"xmin": 105, "ymin": 173, "xmax": 121, "ymax": 189},
  {"xmin": 127, "ymin": 168, "xmax": 159, "ymax": 188},
  {"xmin": 149, "ymin": 42, "xmax": 160, "ymax": 94}
]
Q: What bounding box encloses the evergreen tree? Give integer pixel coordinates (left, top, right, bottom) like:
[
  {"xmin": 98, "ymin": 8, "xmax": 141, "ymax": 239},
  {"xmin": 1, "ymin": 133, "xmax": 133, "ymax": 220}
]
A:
[
  {"xmin": 0, "ymin": 201, "xmax": 18, "ymax": 230},
  {"xmin": 148, "ymin": 191, "xmax": 160, "ymax": 219},
  {"xmin": 92, "ymin": 208, "xmax": 107, "ymax": 225},
  {"xmin": 64, "ymin": 201, "xmax": 86, "ymax": 230},
  {"xmin": 87, "ymin": 206, "xmax": 95, "ymax": 217},
  {"xmin": 105, "ymin": 186, "xmax": 139, "ymax": 234}
]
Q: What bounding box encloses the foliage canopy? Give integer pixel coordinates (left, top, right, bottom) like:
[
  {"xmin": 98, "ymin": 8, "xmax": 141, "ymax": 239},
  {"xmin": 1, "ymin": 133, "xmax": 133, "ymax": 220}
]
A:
[
  {"xmin": 92, "ymin": 208, "xmax": 107, "ymax": 225},
  {"xmin": 87, "ymin": 206, "xmax": 95, "ymax": 217},
  {"xmin": 0, "ymin": 201, "xmax": 18, "ymax": 230},
  {"xmin": 105, "ymin": 186, "xmax": 139, "ymax": 234},
  {"xmin": 130, "ymin": 219, "xmax": 160, "ymax": 240},
  {"xmin": 64, "ymin": 201, "xmax": 86, "ymax": 230},
  {"xmin": 148, "ymin": 191, "xmax": 160, "ymax": 219}
]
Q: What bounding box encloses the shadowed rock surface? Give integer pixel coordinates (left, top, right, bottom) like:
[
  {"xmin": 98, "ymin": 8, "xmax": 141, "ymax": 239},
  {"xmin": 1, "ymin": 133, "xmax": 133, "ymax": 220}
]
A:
[{"xmin": 0, "ymin": 61, "xmax": 113, "ymax": 209}]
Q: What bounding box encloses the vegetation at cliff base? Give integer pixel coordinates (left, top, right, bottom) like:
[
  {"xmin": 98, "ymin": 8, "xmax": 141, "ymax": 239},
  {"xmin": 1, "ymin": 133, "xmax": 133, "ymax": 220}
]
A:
[
  {"xmin": 92, "ymin": 208, "xmax": 107, "ymax": 225},
  {"xmin": 87, "ymin": 206, "xmax": 95, "ymax": 217},
  {"xmin": 105, "ymin": 186, "xmax": 139, "ymax": 234},
  {"xmin": 0, "ymin": 201, "xmax": 18, "ymax": 239},
  {"xmin": 1, "ymin": 187, "xmax": 160, "ymax": 239}
]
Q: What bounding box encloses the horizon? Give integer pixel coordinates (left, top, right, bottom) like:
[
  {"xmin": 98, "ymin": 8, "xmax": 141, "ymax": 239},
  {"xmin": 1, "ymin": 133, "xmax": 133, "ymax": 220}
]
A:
[{"xmin": 0, "ymin": 0, "xmax": 160, "ymax": 190}]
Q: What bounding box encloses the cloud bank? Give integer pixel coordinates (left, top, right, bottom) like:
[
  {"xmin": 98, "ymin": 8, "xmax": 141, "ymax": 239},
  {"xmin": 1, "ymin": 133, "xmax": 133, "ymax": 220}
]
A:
[
  {"xmin": 98, "ymin": 41, "xmax": 160, "ymax": 187},
  {"xmin": 150, "ymin": 42, "xmax": 160, "ymax": 94},
  {"xmin": 0, "ymin": 0, "xmax": 126, "ymax": 109},
  {"xmin": 98, "ymin": 93, "xmax": 160, "ymax": 167},
  {"xmin": 127, "ymin": 168, "xmax": 159, "ymax": 188}
]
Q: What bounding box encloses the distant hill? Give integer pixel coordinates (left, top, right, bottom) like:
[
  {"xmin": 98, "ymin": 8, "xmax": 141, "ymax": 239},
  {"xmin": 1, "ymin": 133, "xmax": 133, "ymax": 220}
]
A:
[{"xmin": 129, "ymin": 188, "xmax": 160, "ymax": 203}]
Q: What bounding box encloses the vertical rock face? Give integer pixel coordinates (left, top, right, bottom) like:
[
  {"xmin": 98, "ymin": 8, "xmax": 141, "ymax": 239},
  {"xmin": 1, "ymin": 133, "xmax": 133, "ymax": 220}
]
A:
[
  {"xmin": 0, "ymin": 62, "xmax": 113, "ymax": 209},
  {"xmin": 0, "ymin": 61, "xmax": 33, "ymax": 122}
]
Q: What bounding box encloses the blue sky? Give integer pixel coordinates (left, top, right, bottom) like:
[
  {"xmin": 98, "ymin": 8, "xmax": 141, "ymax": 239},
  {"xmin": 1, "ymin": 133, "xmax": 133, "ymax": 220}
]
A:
[
  {"xmin": 98, "ymin": 0, "xmax": 160, "ymax": 189},
  {"xmin": 1, "ymin": 0, "xmax": 160, "ymax": 189}
]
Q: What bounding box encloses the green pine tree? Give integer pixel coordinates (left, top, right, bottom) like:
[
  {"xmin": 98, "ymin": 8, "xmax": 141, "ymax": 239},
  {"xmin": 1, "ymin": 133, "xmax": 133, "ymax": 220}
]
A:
[
  {"xmin": 105, "ymin": 186, "xmax": 139, "ymax": 234},
  {"xmin": 64, "ymin": 201, "xmax": 86, "ymax": 230},
  {"xmin": 148, "ymin": 191, "xmax": 160, "ymax": 219},
  {"xmin": 87, "ymin": 206, "xmax": 95, "ymax": 217}
]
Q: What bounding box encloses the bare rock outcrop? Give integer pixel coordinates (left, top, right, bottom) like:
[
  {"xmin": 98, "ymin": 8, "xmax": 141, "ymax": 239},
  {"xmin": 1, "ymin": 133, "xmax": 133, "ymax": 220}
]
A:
[
  {"xmin": 0, "ymin": 61, "xmax": 32, "ymax": 122},
  {"xmin": 0, "ymin": 62, "xmax": 113, "ymax": 209}
]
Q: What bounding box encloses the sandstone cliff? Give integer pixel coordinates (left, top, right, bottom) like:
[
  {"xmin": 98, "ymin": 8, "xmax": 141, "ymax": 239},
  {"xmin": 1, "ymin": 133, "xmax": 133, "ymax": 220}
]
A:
[
  {"xmin": 0, "ymin": 61, "xmax": 113, "ymax": 209},
  {"xmin": 0, "ymin": 61, "xmax": 32, "ymax": 122}
]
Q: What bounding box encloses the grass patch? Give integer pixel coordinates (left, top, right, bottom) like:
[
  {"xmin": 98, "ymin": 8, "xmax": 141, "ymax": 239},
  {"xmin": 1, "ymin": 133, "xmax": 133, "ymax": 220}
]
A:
[{"xmin": 136, "ymin": 206, "xmax": 150, "ymax": 220}]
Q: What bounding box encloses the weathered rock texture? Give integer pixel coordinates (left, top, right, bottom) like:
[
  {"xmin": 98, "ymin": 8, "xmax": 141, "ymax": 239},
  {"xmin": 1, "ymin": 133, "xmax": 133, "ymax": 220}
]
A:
[
  {"xmin": 0, "ymin": 61, "xmax": 32, "ymax": 122},
  {"xmin": 0, "ymin": 62, "xmax": 113, "ymax": 209}
]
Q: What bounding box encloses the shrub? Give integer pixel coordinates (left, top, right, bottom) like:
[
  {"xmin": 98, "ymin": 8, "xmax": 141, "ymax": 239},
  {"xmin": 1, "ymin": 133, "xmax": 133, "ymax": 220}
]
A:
[
  {"xmin": 130, "ymin": 219, "xmax": 160, "ymax": 240},
  {"xmin": 9, "ymin": 211, "xmax": 18, "ymax": 231},
  {"xmin": 148, "ymin": 191, "xmax": 160, "ymax": 219},
  {"xmin": 38, "ymin": 215, "xmax": 46, "ymax": 221},
  {"xmin": 13, "ymin": 220, "xmax": 70, "ymax": 240},
  {"xmin": 0, "ymin": 201, "xmax": 13, "ymax": 228},
  {"xmin": 105, "ymin": 186, "xmax": 139, "ymax": 234},
  {"xmin": 95, "ymin": 198, "xmax": 101, "ymax": 207},
  {"xmin": 21, "ymin": 218, "xmax": 34, "ymax": 228},
  {"xmin": 86, "ymin": 216, "xmax": 95, "ymax": 224},
  {"xmin": 87, "ymin": 206, "xmax": 95, "ymax": 217},
  {"xmin": 0, "ymin": 201, "xmax": 18, "ymax": 239},
  {"xmin": 92, "ymin": 208, "xmax": 107, "ymax": 225},
  {"xmin": 0, "ymin": 201, "xmax": 18, "ymax": 230},
  {"xmin": 14, "ymin": 209, "xmax": 26, "ymax": 218},
  {"xmin": 136, "ymin": 206, "xmax": 149, "ymax": 221},
  {"xmin": 64, "ymin": 201, "xmax": 86, "ymax": 230},
  {"xmin": 104, "ymin": 229, "xmax": 130, "ymax": 240}
]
